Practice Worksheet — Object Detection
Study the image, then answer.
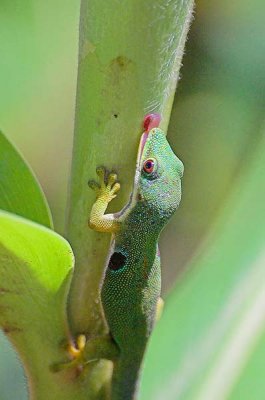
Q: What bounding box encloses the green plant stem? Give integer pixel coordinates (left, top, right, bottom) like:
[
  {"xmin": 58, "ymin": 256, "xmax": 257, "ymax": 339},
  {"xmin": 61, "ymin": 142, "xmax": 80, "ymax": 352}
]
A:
[{"xmin": 66, "ymin": 1, "xmax": 194, "ymax": 399}]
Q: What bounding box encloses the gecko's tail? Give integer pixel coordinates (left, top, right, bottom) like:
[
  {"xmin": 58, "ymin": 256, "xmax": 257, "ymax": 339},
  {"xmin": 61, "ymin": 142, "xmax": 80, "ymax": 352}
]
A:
[{"xmin": 111, "ymin": 352, "xmax": 145, "ymax": 400}]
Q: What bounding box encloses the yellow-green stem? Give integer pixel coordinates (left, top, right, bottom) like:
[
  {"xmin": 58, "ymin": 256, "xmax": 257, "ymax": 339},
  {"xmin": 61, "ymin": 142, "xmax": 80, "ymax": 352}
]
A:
[{"xmin": 66, "ymin": 1, "xmax": 194, "ymax": 398}]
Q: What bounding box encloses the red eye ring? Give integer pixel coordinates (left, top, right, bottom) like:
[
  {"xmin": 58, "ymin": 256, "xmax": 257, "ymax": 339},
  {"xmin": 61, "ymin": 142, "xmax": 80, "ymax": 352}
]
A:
[{"xmin": 143, "ymin": 159, "xmax": 155, "ymax": 174}]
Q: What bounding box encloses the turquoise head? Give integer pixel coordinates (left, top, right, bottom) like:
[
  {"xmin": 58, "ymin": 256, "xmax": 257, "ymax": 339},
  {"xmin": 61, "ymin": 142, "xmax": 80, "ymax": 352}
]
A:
[{"xmin": 133, "ymin": 127, "xmax": 184, "ymax": 226}]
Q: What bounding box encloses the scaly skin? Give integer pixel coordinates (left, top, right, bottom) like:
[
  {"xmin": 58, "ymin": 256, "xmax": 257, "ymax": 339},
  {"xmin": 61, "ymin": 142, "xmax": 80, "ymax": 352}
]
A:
[
  {"xmin": 57, "ymin": 115, "xmax": 183, "ymax": 400},
  {"xmin": 85, "ymin": 114, "xmax": 184, "ymax": 400}
]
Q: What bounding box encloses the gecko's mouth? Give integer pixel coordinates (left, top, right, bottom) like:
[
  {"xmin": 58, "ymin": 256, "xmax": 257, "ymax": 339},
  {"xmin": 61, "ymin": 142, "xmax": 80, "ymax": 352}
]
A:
[
  {"xmin": 136, "ymin": 114, "xmax": 161, "ymax": 168},
  {"xmin": 136, "ymin": 131, "xmax": 149, "ymax": 166},
  {"xmin": 130, "ymin": 131, "xmax": 151, "ymax": 204}
]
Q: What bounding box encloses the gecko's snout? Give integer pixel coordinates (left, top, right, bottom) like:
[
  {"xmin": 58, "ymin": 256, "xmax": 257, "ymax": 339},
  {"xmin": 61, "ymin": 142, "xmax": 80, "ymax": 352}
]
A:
[{"xmin": 143, "ymin": 113, "xmax": 161, "ymax": 133}]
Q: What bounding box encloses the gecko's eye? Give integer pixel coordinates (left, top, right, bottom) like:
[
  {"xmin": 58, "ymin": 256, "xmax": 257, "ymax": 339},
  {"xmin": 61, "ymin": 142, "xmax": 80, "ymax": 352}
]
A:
[{"xmin": 143, "ymin": 159, "xmax": 155, "ymax": 174}]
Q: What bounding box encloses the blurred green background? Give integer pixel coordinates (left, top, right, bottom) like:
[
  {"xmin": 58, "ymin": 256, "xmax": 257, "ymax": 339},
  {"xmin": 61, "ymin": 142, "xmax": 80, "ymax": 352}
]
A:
[{"xmin": 0, "ymin": 0, "xmax": 265, "ymax": 399}]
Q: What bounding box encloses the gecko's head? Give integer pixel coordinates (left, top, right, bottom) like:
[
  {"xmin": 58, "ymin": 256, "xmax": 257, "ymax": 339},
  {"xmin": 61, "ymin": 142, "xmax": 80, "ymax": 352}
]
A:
[{"xmin": 135, "ymin": 127, "xmax": 184, "ymax": 224}]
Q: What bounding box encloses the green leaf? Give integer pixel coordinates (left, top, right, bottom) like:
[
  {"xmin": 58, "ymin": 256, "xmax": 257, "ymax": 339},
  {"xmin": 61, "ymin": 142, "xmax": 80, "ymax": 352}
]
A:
[
  {"xmin": 0, "ymin": 131, "xmax": 53, "ymax": 228},
  {"xmin": 161, "ymin": 92, "xmax": 258, "ymax": 289},
  {"xmin": 140, "ymin": 133, "xmax": 265, "ymax": 399},
  {"xmin": 0, "ymin": 210, "xmax": 74, "ymax": 397}
]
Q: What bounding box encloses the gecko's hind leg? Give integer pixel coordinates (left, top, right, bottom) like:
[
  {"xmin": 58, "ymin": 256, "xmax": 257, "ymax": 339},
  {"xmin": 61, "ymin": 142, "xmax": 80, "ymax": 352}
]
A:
[
  {"xmin": 51, "ymin": 334, "xmax": 119, "ymax": 373},
  {"xmin": 155, "ymin": 297, "xmax": 164, "ymax": 323}
]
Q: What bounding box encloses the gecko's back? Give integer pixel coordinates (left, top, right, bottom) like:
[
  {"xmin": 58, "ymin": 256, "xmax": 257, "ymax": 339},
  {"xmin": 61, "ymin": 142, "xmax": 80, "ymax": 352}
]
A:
[
  {"xmin": 102, "ymin": 203, "xmax": 162, "ymax": 400},
  {"xmin": 102, "ymin": 201, "xmax": 162, "ymax": 351}
]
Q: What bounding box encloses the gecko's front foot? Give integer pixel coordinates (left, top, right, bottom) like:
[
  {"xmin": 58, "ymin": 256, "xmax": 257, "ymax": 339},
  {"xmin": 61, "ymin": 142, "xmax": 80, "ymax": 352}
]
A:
[
  {"xmin": 88, "ymin": 166, "xmax": 121, "ymax": 233},
  {"xmin": 88, "ymin": 166, "xmax": 120, "ymax": 203}
]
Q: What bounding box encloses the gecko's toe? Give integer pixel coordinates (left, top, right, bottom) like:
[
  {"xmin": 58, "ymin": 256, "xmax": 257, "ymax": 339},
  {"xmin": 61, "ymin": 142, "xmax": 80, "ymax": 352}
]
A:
[
  {"xmin": 108, "ymin": 173, "xmax": 118, "ymax": 187},
  {"xmin": 111, "ymin": 182, "xmax": 120, "ymax": 195},
  {"xmin": 88, "ymin": 179, "xmax": 100, "ymax": 192},
  {"xmin": 96, "ymin": 166, "xmax": 107, "ymax": 181}
]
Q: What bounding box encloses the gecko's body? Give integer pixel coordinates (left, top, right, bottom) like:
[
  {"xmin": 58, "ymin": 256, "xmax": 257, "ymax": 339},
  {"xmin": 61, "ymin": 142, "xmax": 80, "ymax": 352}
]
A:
[
  {"xmin": 86, "ymin": 115, "xmax": 183, "ymax": 400},
  {"xmin": 103, "ymin": 221, "xmax": 161, "ymax": 399}
]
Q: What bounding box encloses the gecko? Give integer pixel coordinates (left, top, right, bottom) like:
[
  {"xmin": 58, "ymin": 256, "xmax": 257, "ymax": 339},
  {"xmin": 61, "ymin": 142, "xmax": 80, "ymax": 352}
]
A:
[{"xmin": 64, "ymin": 114, "xmax": 184, "ymax": 400}]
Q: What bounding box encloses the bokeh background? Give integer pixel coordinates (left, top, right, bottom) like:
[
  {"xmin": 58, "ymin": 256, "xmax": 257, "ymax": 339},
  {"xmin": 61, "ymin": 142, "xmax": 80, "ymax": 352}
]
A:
[{"xmin": 1, "ymin": 0, "xmax": 265, "ymax": 399}]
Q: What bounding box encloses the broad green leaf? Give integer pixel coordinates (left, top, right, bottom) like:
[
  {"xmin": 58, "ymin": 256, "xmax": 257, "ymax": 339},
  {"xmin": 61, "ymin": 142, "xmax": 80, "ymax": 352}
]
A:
[
  {"xmin": 229, "ymin": 328, "xmax": 265, "ymax": 400},
  {"xmin": 0, "ymin": 211, "xmax": 74, "ymax": 398},
  {"xmin": 141, "ymin": 132, "xmax": 265, "ymax": 399},
  {"xmin": 161, "ymin": 92, "xmax": 258, "ymax": 290},
  {"xmin": 0, "ymin": 131, "xmax": 53, "ymax": 228}
]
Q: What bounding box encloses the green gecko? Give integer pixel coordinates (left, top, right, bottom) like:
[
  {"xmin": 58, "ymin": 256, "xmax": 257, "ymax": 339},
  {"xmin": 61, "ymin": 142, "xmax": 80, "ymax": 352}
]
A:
[{"xmin": 66, "ymin": 114, "xmax": 184, "ymax": 400}]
